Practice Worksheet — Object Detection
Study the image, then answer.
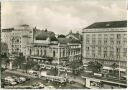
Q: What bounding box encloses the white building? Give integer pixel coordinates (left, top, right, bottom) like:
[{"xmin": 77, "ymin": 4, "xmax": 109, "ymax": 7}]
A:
[
  {"xmin": 2, "ymin": 28, "xmax": 14, "ymax": 54},
  {"xmin": 82, "ymin": 20, "xmax": 127, "ymax": 70},
  {"xmin": 2, "ymin": 24, "xmax": 34, "ymax": 55}
]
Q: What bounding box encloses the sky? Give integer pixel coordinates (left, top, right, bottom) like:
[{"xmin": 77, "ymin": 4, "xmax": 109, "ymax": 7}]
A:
[{"xmin": 1, "ymin": 0, "xmax": 126, "ymax": 34}]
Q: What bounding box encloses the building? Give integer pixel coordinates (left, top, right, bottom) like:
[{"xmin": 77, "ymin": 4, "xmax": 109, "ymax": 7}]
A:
[
  {"xmin": 66, "ymin": 30, "xmax": 82, "ymax": 41},
  {"xmin": 1, "ymin": 42, "xmax": 9, "ymax": 57},
  {"xmin": 82, "ymin": 20, "xmax": 127, "ymax": 71},
  {"xmin": 2, "ymin": 28, "xmax": 14, "ymax": 54},
  {"xmin": 26, "ymin": 29, "xmax": 82, "ymax": 66},
  {"xmin": 2, "ymin": 24, "xmax": 34, "ymax": 55}
]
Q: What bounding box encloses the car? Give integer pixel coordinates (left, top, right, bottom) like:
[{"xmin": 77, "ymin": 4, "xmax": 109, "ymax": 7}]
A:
[
  {"xmin": 44, "ymin": 86, "xmax": 55, "ymax": 89},
  {"xmin": 67, "ymin": 79, "xmax": 75, "ymax": 84},
  {"xmin": 2, "ymin": 80, "xmax": 10, "ymax": 86},
  {"xmin": 10, "ymin": 81, "xmax": 17, "ymax": 86},
  {"xmin": 19, "ymin": 77, "xmax": 26, "ymax": 82},
  {"xmin": 32, "ymin": 82, "xmax": 44, "ymax": 89},
  {"xmin": 5, "ymin": 76, "xmax": 15, "ymax": 82},
  {"xmin": 32, "ymin": 72, "xmax": 39, "ymax": 76},
  {"xmin": 12, "ymin": 76, "xmax": 21, "ymax": 83},
  {"xmin": 26, "ymin": 77, "xmax": 30, "ymax": 81}
]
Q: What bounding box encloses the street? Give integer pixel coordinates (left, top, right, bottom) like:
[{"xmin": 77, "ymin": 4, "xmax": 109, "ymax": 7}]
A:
[{"xmin": 2, "ymin": 70, "xmax": 87, "ymax": 89}]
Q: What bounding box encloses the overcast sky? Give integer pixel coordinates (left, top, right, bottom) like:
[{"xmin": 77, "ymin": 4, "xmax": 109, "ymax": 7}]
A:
[{"xmin": 1, "ymin": 0, "xmax": 126, "ymax": 34}]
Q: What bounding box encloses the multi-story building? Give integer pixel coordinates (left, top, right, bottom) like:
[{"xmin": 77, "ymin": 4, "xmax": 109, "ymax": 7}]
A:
[
  {"xmin": 82, "ymin": 20, "xmax": 127, "ymax": 71},
  {"xmin": 2, "ymin": 24, "xmax": 34, "ymax": 55},
  {"xmin": 11, "ymin": 24, "xmax": 33, "ymax": 55},
  {"xmin": 2, "ymin": 28, "xmax": 14, "ymax": 54},
  {"xmin": 26, "ymin": 29, "xmax": 82, "ymax": 65}
]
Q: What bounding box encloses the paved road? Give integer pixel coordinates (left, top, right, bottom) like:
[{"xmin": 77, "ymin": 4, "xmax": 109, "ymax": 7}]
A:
[
  {"xmin": 3, "ymin": 70, "xmax": 87, "ymax": 89},
  {"xmin": 4, "ymin": 70, "xmax": 37, "ymax": 78}
]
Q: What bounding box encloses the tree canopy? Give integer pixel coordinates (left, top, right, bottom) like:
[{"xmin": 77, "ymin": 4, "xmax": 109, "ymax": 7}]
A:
[{"xmin": 87, "ymin": 61, "xmax": 103, "ymax": 73}]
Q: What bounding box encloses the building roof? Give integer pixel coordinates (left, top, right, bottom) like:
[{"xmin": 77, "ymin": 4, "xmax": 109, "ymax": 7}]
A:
[
  {"xmin": 66, "ymin": 32, "xmax": 82, "ymax": 41},
  {"xmin": 85, "ymin": 20, "xmax": 127, "ymax": 29},
  {"xmin": 34, "ymin": 29, "xmax": 58, "ymax": 41},
  {"xmin": 58, "ymin": 37, "xmax": 81, "ymax": 44},
  {"xmin": 2, "ymin": 28, "xmax": 14, "ymax": 32}
]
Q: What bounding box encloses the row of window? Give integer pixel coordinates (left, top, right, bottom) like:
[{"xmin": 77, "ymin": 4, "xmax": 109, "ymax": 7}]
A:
[
  {"xmin": 86, "ymin": 34, "xmax": 127, "ymax": 39},
  {"xmin": 86, "ymin": 50, "xmax": 127, "ymax": 58},
  {"xmin": 86, "ymin": 38, "xmax": 127, "ymax": 45},
  {"xmin": 86, "ymin": 47, "xmax": 127, "ymax": 52},
  {"xmin": 29, "ymin": 47, "xmax": 81, "ymax": 57}
]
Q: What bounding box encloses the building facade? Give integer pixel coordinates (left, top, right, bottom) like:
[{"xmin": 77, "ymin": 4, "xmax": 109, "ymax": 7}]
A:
[
  {"xmin": 2, "ymin": 28, "xmax": 14, "ymax": 54},
  {"xmin": 2, "ymin": 25, "xmax": 34, "ymax": 55},
  {"xmin": 82, "ymin": 21, "xmax": 127, "ymax": 70}
]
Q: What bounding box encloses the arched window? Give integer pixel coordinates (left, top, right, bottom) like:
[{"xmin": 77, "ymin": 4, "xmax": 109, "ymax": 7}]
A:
[
  {"xmin": 44, "ymin": 50, "xmax": 46, "ymax": 56},
  {"xmin": 53, "ymin": 51, "xmax": 55, "ymax": 57},
  {"xmin": 37, "ymin": 49, "xmax": 39, "ymax": 55},
  {"xmin": 30, "ymin": 49, "xmax": 32, "ymax": 55},
  {"xmin": 40, "ymin": 49, "xmax": 42, "ymax": 56},
  {"xmin": 63, "ymin": 50, "xmax": 65, "ymax": 57}
]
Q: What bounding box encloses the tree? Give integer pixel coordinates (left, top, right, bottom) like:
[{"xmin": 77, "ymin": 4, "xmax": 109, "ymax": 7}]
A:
[
  {"xmin": 23, "ymin": 59, "xmax": 38, "ymax": 72},
  {"xmin": 4, "ymin": 58, "xmax": 10, "ymax": 68},
  {"xmin": 47, "ymin": 67, "xmax": 58, "ymax": 76},
  {"xmin": 110, "ymin": 63, "xmax": 119, "ymax": 76},
  {"xmin": 69, "ymin": 60, "xmax": 82, "ymax": 75},
  {"xmin": 110, "ymin": 63, "xmax": 119, "ymax": 70},
  {"xmin": 87, "ymin": 61, "xmax": 103, "ymax": 73},
  {"xmin": 13, "ymin": 54, "xmax": 25, "ymax": 69}
]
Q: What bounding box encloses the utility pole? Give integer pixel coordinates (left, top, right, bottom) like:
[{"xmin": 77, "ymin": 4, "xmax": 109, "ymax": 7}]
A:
[
  {"xmin": 118, "ymin": 61, "xmax": 120, "ymax": 88},
  {"xmin": 58, "ymin": 43, "xmax": 60, "ymax": 76}
]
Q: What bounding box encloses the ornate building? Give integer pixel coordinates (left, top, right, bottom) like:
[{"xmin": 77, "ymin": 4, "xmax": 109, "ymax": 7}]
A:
[{"xmin": 82, "ymin": 20, "xmax": 127, "ymax": 71}]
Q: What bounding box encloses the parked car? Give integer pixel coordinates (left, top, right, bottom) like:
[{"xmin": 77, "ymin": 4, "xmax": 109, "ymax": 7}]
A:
[
  {"xmin": 32, "ymin": 82, "xmax": 44, "ymax": 89},
  {"xmin": 5, "ymin": 76, "xmax": 15, "ymax": 82},
  {"xmin": 10, "ymin": 81, "xmax": 17, "ymax": 86},
  {"xmin": 19, "ymin": 77, "xmax": 26, "ymax": 82},
  {"xmin": 44, "ymin": 85, "xmax": 55, "ymax": 89},
  {"xmin": 32, "ymin": 72, "xmax": 39, "ymax": 76}
]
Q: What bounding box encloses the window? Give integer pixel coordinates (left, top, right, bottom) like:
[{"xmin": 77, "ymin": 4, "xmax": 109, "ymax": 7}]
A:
[
  {"xmin": 86, "ymin": 51, "xmax": 90, "ymax": 56},
  {"xmin": 37, "ymin": 49, "xmax": 39, "ymax": 55},
  {"xmin": 104, "ymin": 51, "xmax": 107, "ymax": 58},
  {"xmin": 92, "ymin": 52, "xmax": 95, "ymax": 57},
  {"xmin": 92, "ymin": 46, "xmax": 95, "ymax": 51},
  {"xmin": 44, "ymin": 50, "xmax": 46, "ymax": 56},
  {"xmin": 110, "ymin": 34, "xmax": 114, "ymax": 38},
  {"xmin": 86, "ymin": 39, "xmax": 90, "ymax": 44},
  {"xmin": 117, "ymin": 40, "xmax": 121, "ymax": 45},
  {"xmin": 104, "ymin": 38, "xmax": 107, "ymax": 44},
  {"xmin": 117, "ymin": 53, "xmax": 120, "ymax": 59},
  {"xmin": 86, "ymin": 34, "xmax": 90, "ymax": 44},
  {"xmin": 92, "ymin": 38, "xmax": 96, "ymax": 44},
  {"xmin": 116, "ymin": 48, "xmax": 120, "ymax": 53},
  {"xmin": 92, "ymin": 34, "xmax": 96, "ymax": 44},
  {"xmin": 98, "ymin": 47, "xmax": 101, "ymax": 56},
  {"xmin": 53, "ymin": 51, "xmax": 56, "ymax": 57},
  {"xmin": 63, "ymin": 50, "xmax": 65, "ymax": 57},
  {"xmin": 98, "ymin": 39, "xmax": 102, "ymax": 45},
  {"xmin": 40, "ymin": 49, "xmax": 42, "ymax": 55},
  {"xmin": 86, "ymin": 47, "xmax": 89, "ymax": 51},
  {"xmin": 123, "ymin": 38, "xmax": 127, "ymax": 44},
  {"xmin": 30, "ymin": 49, "xmax": 32, "ymax": 55},
  {"xmin": 110, "ymin": 38, "xmax": 114, "ymax": 44},
  {"xmin": 123, "ymin": 48, "xmax": 127, "ymax": 57},
  {"xmin": 117, "ymin": 34, "xmax": 121, "ymax": 39}
]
